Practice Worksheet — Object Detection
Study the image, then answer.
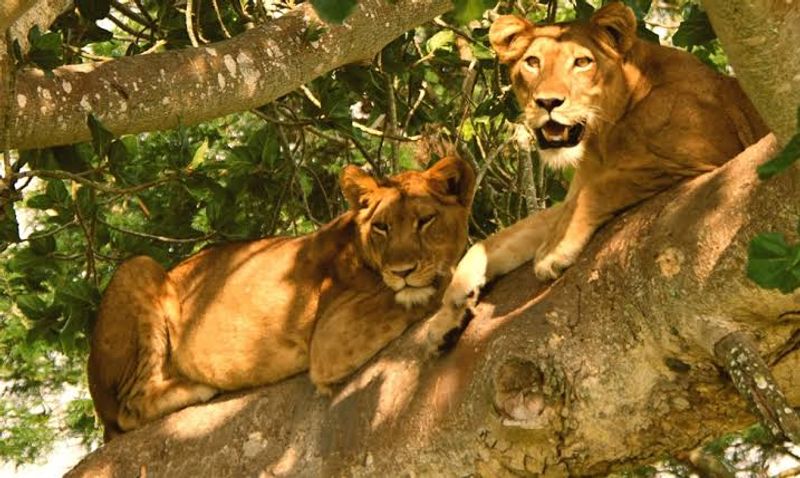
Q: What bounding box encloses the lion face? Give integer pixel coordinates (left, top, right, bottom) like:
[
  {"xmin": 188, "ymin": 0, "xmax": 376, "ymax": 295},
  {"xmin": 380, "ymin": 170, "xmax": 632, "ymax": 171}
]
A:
[
  {"xmin": 340, "ymin": 157, "xmax": 475, "ymax": 308},
  {"xmin": 489, "ymin": 3, "xmax": 637, "ymax": 169}
]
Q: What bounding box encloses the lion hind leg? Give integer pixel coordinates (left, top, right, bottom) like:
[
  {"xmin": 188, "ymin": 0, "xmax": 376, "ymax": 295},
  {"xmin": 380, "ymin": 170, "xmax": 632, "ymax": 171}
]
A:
[{"xmin": 118, "ymin": 378, "xmax": 217, "ymax": 431}]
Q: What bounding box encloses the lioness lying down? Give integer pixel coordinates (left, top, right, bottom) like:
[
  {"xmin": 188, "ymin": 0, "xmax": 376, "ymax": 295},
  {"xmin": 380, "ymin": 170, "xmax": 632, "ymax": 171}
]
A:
[
  {"xmin": 427, "ymin": 2, "xmax": 768, "ymax": 345},
  {"xmin": 89, "ymin": 156, "xmax": 475, "ymax": 440}
]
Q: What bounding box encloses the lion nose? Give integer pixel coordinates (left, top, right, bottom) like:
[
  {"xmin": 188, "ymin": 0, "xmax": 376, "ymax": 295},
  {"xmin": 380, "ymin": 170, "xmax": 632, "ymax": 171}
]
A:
[
  {"xmin": 535, "ymin": 97, "xmax": 564, "ymax": 112},
  {"xmin": 389, "ymin": 264, "xmax": 417, "ymax": 278}
]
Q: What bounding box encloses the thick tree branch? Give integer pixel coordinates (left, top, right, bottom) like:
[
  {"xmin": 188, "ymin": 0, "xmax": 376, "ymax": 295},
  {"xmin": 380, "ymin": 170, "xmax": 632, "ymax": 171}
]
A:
[
  {"xmin": 6, "ymin": 0, "xmax": 452, "ymax": 151},
  {"xmin": 0, "ymin": 0, "xmax": 39, "ymax": 32},
  {"xmin": 702, "ymin": 1, "xmax": 800, "ymax": 144},
  {"xmin": 67, "ymin": 134, "xmax": 800, "ymax": 476}
]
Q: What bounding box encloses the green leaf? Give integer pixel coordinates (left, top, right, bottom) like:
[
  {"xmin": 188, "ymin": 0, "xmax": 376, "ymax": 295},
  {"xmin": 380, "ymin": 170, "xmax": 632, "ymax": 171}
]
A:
[
  {"xmin": 310, "ymin": 0, "xmax": 358, "ymax": 24},
  {"xmin": 87, "ymin": 114, "xmax": 114, "ymax": 159},
  {"xmin": 16, "ymin": 294, "xmax": 48, "ymax": 320},
  {"xmin": 27, "ymin": 26, "xmax": 63, "ymax": 70},
  {"xmin": 26, "ymin": 194, "xmax": 54, "ymax": 210},
  {"xmin": 29, "ymin": 235, "xmax": 56, "ymax": 256},
  {"xmin": 747, "ymin": 232, "xmax": 800, "ymax": 293},
  {"xmin": 188, "ymin": 139, "xmax": 209, "ymax": 171},
  {"xmin": 426, "ymin": 30, "xmax": 455, "ymax": 54},
  {"xmin": 0, "ymin": 202, "xmax": 21, "ymax": 245},
  {"xmin": 622, "ymin": 0, "xmax": 652, "ymax": 20},
  {"xmin": 46, "ymin": 180, "xmax": 69, "ymax": 205},
  {"xmin": 574, "ymin": 0, "xmax": 595, "ymax": 20},
  {"xmin": 76, "ymin": 0, "xmax": 110, "ymax": 21},
  {"xmin": 672, "ymin": 5, "xmax": 716, "ymax": 48},
  {"xmin": 452, "ymin": 0, "xmax": 497, "ymax": 24},
  {"xmin": 76, "ymin": 186, "xmax": 97, "ymax": 217},
  {"xmin": 757, "ymin": 133, "xmax": 800, "ymax": 180}
]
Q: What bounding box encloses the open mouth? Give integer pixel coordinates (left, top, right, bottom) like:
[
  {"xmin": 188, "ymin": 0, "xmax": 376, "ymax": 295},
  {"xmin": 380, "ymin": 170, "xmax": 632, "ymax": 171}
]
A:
[{"xmin": 534, "ymin": 120, "xmax": 586, "ymax": 149}]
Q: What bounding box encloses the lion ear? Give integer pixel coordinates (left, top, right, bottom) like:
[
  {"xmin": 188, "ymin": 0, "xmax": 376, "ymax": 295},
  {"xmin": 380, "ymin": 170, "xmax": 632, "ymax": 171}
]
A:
[
  {"xmin": 425, "ymin": 156, "xmax": 476, "ymax": 208},
  {"xmin": 590, "ymin": 2, "xmax": 637, "ymax": 54},
  {"xmin": 489, "ymin": 15, "xmax": 534, "ymax": 64},
  {"xmin": 340, "ymin": 165, "xmax": 379, "ymax": 210}
]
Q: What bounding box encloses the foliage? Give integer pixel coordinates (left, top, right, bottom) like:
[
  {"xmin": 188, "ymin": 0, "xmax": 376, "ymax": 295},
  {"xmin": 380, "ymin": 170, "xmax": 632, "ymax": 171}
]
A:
[
  {"xmin": 0, "ymin": 0, "xmax": 789, "ymax": 472},
  {"xmin": 747, "ymin": 107, "xmax": 800, "ymax": 293}
]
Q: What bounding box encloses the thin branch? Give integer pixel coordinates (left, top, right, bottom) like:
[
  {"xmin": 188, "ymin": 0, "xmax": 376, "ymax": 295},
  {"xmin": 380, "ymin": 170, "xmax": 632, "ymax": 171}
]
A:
[
  {"xmin": 16, "ymin": 169, "xmax": 179, "ymax": 195},
  {"xmin": 111, "ymin": 0, "xmax": 155, "ymax": 29},
  {"xmin": 106, "ymin": 13, "xmax": 147, "ymax": 39},
  {"xmin": 211, "ymin": 0, "xmax": 232, "ymax": 39},
  {"xmin": 98, "ymin": 218, "xmax": 215, "ymax": 244},
  {"xmin": 185, "ymin": 0, "xmax": 200, "ymax": 47},
  {"xmin": 23, "ymin": 219, "xmax": 78, "ymax": 242}
]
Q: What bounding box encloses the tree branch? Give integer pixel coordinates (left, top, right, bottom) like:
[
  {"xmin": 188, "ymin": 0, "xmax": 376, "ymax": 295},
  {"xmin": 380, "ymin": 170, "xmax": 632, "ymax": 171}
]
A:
[
  {"xmin": 67, "ymin": 134, "xmax": 800, "ymax": 477},
  {"xmin": 0, "ymin": 0, "xmax": 39, "ymax": 32},
  {"xmin": 701, "ymin": 1, "xmax": 800, "ymax": 144},
  {"xmin": 8, "ymin": 0, "xmax": 452, "ymax": 151}
]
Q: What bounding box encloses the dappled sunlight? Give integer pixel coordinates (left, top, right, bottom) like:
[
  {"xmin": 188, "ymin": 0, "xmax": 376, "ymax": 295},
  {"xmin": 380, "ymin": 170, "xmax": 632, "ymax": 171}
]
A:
[
  {"xmin": 332, "ymin": 356, "xmax": 421, "ymax": 430},
  {"xmin": 689, "ymin": 164, "xmax": 757, "ymax": 281},
  {"xmin": 161, "ymin": 394, "xmax": 250, "ymax": 441},
  {"xmin": 260, "ymin": 446, "xmax": 298, "ymax": 477}
]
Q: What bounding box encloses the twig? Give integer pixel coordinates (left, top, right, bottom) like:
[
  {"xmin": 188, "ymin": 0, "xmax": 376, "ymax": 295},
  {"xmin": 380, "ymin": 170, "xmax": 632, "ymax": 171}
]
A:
[
  {"xmin": 23, "ymin": 219, "xmax": 78, "ymax": 242},
  {"xmin": 16, "ymin": 170, "xmax": 178, "ymax": 195},
  {"xmin": 111, "ymin": 1, "xmax": 155, "ymax": 29},
  {"xmin": 715, "ymin": 331, "xmax": 800, "ymax": 442},
  {"xmin": 72, "ymin": 184, "xmax": 97, "ymax": 286},
  {"xmin": 185, "ymin": 0, "xmax": 200, "ymax": 47},
  {"xmin": 401, "ymin": 83, "xmax": 427, "ymax": 136},
  {"xmin": 106, "ymin": 14, "xmax": 148, "ymax": 40},
  {"xmin": 99, "ymin": 218, "xmax": 215, "ymax": 244},
  {"xmin": 300, "ymin": 85, "xmax": 322, "ymax": 109},
  {"xmin": 386, "ymin": 74, "xmax": 399, "ymax": 173},
  {"xmin": 211, "ymin": 0, "xmax": 232, "ymax": 38},
  {"xmin": 352, "ymin": 121, "xmax": 421, "ymax": 142},
  {"xmin": 134, "ymin": 0, "xmax": 155, "ymax": 25}
]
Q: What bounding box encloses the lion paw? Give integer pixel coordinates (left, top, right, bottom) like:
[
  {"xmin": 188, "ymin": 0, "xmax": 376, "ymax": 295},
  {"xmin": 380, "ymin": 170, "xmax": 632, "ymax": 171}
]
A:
[
  {"xmin": 534, "ymin": 252, "xmax": 571, "ymax": 281},
  {"xmin": 422, "ymin": 302, "xmax": 469, "ymax": 355}
]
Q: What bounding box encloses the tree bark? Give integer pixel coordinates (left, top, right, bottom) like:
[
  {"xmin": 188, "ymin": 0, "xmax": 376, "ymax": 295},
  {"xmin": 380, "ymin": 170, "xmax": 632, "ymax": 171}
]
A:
[
  {"xmin": 702, "ymin": 0, "xmax": 800, "ymax": 145},
  {"xmin": 3, "ymin": 0, "xmax": 451, "ymax": 151},
  {"xmin": 66, "ymin": 134, "xmax": 800, "ymax": 477},
  {"xmin": 0, "ymin": 0, "xmax": 40, "ymax": 32}
]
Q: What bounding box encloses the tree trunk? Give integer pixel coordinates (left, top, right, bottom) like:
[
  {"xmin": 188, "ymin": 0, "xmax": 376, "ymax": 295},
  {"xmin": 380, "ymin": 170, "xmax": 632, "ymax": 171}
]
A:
[
  {"xmin": 702, "ymin": 0, "xmax": 800, "ymax": 145},
  {"xmin": 66, "ymin": 133, "xmax": 800, "ymax": 476},
  {"xmin": 3, "ymin": 0, "xmax": 451, "ymax": 151}
]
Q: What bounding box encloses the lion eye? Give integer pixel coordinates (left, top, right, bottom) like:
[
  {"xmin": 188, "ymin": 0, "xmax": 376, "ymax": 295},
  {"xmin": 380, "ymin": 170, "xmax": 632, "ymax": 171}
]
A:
[
  {"xmin": 371, "ymin": 222, "xmax": 389, "ymax": 235},
  {"xmin": 417, "ymin": 214, "xmax": 436, "ymax": 230},
  {"xmin": 525, "ymin": 56, "xmax": 540, "ymax": 69},
  {"xmin": 574, "ymin": 57, "xmax": 593, "ymax": 68}
]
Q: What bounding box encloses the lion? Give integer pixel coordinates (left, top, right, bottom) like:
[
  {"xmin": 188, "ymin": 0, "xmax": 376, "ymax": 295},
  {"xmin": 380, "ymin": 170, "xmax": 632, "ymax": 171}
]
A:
[
  {"xmin": 425, "ymin": 2, "xmax": 768, "ymax": 347},
  {"xmin": 88, "ymin": 156, "xmax": 475, "ymax": 441}
]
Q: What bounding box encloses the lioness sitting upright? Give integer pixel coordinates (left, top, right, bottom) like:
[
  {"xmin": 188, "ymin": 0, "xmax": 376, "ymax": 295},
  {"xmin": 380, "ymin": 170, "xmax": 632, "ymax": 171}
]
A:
[
  {"xmin": 426, "ymin": 2, "xmax": 768, "ymax": 345},
  {"xmin": 89, "ymin": 156, "xmax": 475, "ymax": 440}
]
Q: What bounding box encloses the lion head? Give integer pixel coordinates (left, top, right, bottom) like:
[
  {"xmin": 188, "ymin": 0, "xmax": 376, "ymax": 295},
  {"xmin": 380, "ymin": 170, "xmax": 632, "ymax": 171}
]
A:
[
  {"xmin": 340, "ymin": 156, "xmax": 475, "ymax": 308},
  {"xmin": 489, "ymin": 2, "xmax": 637, "ymax": 169}
]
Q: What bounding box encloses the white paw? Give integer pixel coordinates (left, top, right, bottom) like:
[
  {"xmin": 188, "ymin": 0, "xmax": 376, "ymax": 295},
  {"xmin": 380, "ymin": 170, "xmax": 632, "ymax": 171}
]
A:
[
  {"xmin": 446, "ymin": 243, "xmax": 489, "ymax": 307},
  {"xmin": 534, "ymin": 252, "xmax": 571, "ymax": 281},
  {"xmin": 422, "ymin": 302, "xmax": 468, "ymax": 354}
]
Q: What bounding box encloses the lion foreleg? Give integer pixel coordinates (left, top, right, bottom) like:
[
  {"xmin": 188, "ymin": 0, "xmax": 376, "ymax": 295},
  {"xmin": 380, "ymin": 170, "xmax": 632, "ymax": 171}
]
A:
[{"xmin": 424, "ymin": 205, "xmax": 563, "ymax": 350}]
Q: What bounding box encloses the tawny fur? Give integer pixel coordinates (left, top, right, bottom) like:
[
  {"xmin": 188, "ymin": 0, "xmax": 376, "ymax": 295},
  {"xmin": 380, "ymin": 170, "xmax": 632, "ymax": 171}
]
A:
[
  {"xmin": 426, "ymin": 2, "xmax": 768, "ymax": 346},
  {"xmin": 88, "ymin": 156, "xmax": 475, "ymax": 441}
]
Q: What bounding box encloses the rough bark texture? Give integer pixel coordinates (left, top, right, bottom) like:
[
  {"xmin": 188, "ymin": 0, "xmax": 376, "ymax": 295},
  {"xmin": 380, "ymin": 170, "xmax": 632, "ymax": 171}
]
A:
[
  {"xmin": 0, "ymin": 0, "xmax": 39, "ymax": 32},
  {"xmin": 4, "ymin": 0, "xmax": 451, "ymax": 151},
  {"xmin": 67, "ymin": 134, "xmax": 800, "ymax": 477},
  {"xmin": 702, "ymin": 0, "xmax": 800, "ymax": 144}
]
